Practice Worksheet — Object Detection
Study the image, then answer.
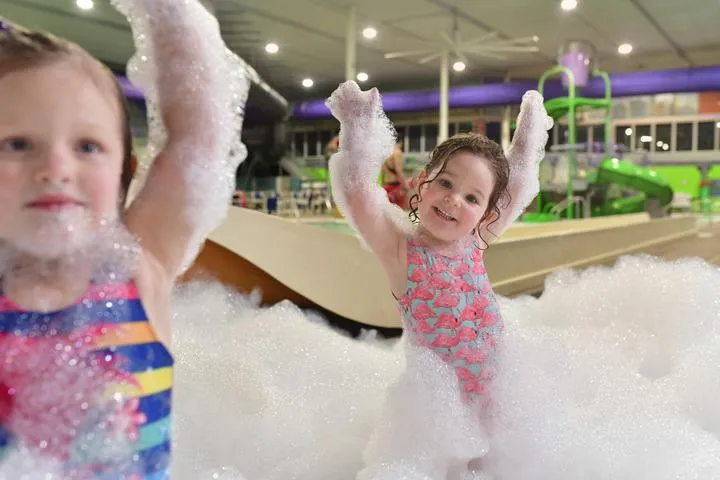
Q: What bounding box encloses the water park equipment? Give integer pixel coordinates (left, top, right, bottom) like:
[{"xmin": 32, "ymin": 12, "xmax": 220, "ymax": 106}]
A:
[{"xmin": 523, "ymin": 40, "xmax": 674, "ymax": 222}]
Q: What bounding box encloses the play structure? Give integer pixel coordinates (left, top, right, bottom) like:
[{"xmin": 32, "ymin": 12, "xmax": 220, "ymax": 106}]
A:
[{"xmin": 523, "ymin": 40, "xmax": 674, "ymax": 223}]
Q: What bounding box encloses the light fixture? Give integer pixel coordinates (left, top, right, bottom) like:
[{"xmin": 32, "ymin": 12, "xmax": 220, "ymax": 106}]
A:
[
  {"xmin": 618, "ymin": 43, "xmax": 633, "ymax": 55},
  {"xmin": 452, "ymin": 61, "xmax": 466, "ymax": 72},
  {"xmin": 362, "ymin": 27, "xmax": 377, "ymax": 39},
  {"xmin": 624, "ymin": 127, "xmax": 632, "ymax": 136},
  {"xmin": 76, "ymin": 0, "xmax": 94, "ymax": 10},
  {"xmin": 662, "ymin": 143, "xmax": 669, "ymax": 151},
  {"xmin": 560, "ymin": 0, "xmax": 577, "ymax": 11},
  {"xmin": 640, "ymin": 135, "xmax": 652, "ymax": 143},
  {"xmin": 265, "ymin": 43, "xmax": 279, "ymax": 54},
  {"xmin": 302, "ymin": 78, "xmax": 314, "ymax": 88},
  {"xmin": 356, "ymin": 72, "xmax": 369, "ymax": 82}
]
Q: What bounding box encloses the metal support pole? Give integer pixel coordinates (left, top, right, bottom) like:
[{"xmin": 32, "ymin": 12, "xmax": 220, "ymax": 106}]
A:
[
  {"xmin": 345, "ymin": 6, "xmax": 356, "ymax": 81},
  {"xmin": 500, "ymin": 73, "xmax": 512, "ymax": 150},
  {"xmin": 439, "ymin": 50, "xmax": 449, "ymax": 143}
]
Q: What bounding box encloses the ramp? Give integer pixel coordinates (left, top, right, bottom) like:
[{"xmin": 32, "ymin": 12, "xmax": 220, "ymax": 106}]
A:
[{"xmin": 181, "ymin": 208, "xmax": 705, "ymax": 329}]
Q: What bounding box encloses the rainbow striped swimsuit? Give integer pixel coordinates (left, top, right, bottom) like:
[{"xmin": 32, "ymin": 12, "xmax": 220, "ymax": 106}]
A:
[{"xmin": 0, "ymin": 281, "xmax": 173, "ymax": 479}]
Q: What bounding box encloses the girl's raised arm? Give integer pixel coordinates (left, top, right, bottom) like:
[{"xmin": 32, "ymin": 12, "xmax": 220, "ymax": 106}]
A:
[
  {"xmin": 480, "ymin": 91, "xmax": 553, "ymax": 243},
  {"xmin": 116, "ymin": 0, "xmax": 250, "ymax": 278},
  {"xmin": 327, "ymin": 81, "xmax": 409, "ymax": 269}
]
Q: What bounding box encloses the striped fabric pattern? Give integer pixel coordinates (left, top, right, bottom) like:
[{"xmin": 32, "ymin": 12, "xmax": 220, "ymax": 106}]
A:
[{"xmin": 0, "ymin": 281, "xmax": 173, "ymax": 478}]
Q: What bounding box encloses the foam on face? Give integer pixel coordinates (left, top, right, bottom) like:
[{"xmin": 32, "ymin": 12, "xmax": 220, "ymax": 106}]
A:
[
  {"xmin": 0, "ymin": 211, "xmax": 141, "ymax": 287},
  {"xmin": 326, "ymin": 81, "xmax": 414, "ymax": 247},
  {"xmin": 167, "ymin": 254, "xmax": 720, "ymax": 479},
  {"xmin": 111, "ymin": 0, "xmax": 250, "ymax": 272}
]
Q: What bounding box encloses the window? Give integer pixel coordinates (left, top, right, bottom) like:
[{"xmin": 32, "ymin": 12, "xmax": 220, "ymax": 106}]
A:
[
  {"xmin": 655, "ymin": 124, "xmax": 672, "ymax": 151},
  {"xmin": 635, "ymin": 124, "xmax": 651, "ymax": 151},
  {"xmin": 457, "ymin": 121, "xmax": 473, "ymax": 134},
  {"xmin": 592, "ymin": 125, "xmax": 605, "ymax": 147},
  {"xmin": 576, "ymin": 126, "xmax": 588, "ymax": 145},
  {"xmin": 424, "ymin": 124, "xmax": 439, "ymax": 151},
  {"xmin": 306, "ymin": 132, "xmax": 318, "ymax": 156},
  {"xmin": 697, "ymin": 122, "xmax": 715, "ymax": 151},
  {"xmin": 676, "ymin": 122, "xmax": 692, "ymax": 151},
  {"xmin": 558, "ymin": 125, "xmax": 568, "ymax": 145},
  {"xmin": 615, "ymin": 125, "xmax": 632, "ymax": 149},
  {"xmin": 293, "ymin": 132, "xmax": 304, "ymax": 157},
  {"xmin": 319, "ymin": 130, "xmax": 333, "ymax": 152},
  {"xmin": 408, "ymin": 125, "xmax": 422, "ymax": 152},
  {"xmin": 485, "ymin": 122, "xmax": 501, "ymax": 144}
]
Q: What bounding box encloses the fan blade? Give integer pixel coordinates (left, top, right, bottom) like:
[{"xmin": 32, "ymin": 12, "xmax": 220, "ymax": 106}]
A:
[
  {"xmin": 418, "ymin": 53, "xmax": 442, "ymax": 64},
  {"xmin": 384, "ymin": 48, "xmax": 436, "ymax": 59},
  {"xmin": 463, "ymin": 31, "xmax": 500, "ymax": 45}
]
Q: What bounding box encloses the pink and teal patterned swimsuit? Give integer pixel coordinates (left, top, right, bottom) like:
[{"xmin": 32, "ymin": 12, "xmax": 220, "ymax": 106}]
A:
[{"xmin": 396, "ymin": 237, "xmax": 504, "ymax": 403}]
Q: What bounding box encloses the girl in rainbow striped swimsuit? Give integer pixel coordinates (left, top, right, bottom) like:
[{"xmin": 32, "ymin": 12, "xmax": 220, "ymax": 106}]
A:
[
  {"xmin": 326, "ymin": 81, "xmax": 553, "ymax": 477},
  {"xmin": 0, "ymin": 0, "xmax": 248, "ymax": 477}
]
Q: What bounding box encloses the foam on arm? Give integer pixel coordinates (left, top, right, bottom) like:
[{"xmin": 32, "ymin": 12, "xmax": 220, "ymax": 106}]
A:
[
  {"xmin": 112, "ymin": 0, "xmax": 250, "ymax": 277},
  {"xmin": 481, "ymin": 90, "xmax": 553, "ymax": 242},
  {"xmin": 326, "ymin": 81, "xmax": 411, "ymax": 254}
]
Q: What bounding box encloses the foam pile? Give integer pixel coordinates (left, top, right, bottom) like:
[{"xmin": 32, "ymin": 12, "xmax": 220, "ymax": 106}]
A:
[{"xmin": 169, "ymin": 254, "xmax": 720, "ymax": 479}]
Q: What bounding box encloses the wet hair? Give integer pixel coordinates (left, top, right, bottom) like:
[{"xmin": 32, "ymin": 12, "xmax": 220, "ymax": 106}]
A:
[
  {"xmin": 408, "ymin": 132, "xmax": 511, "ymax": 247},
  {"xmin": 0, "ymin": 18, "xmax": 135, "ymax": 206}
]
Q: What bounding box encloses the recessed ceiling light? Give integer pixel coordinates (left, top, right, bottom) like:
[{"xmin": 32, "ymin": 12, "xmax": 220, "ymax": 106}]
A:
[
  {"xmin": 362, "ymin": 27, "xmax": 377, "ymax": 39},
  {"xmin": 265, "ymin": 43, "xmax": 279, "ymax": 54},
  {"xmin": 356, "ymin": 72, "xmax": 369, "ymax": 82},
  {"xmin": 618, "ymin": 43, "xmax": 633, "ymax": 55},
  {"xmin": 302, "ymin": 78, "xmax": 314, "ymax": 88},
  {"xmin": 560, "ymin": 0, "xmax": 577, "ymax": 11},
  {"xmin": 452, "ymin": 61, "xmax": 466, "ymax": 72},
  {"xmin": 76, "ymin": 0, "xmax": 94, "ymax": 10}
]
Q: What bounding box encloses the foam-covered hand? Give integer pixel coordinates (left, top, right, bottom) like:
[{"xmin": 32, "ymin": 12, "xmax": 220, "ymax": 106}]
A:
[
  {"xmin": 506, "ymin": 90, "xmax": 554, "ymax": 171},
  {"xmin": 326, "ymin": 80, "xmax": 396, "ymax": 160},
  {"xmin": 500, "ymin": 91, "xmax": 553, "ymax": 228}
]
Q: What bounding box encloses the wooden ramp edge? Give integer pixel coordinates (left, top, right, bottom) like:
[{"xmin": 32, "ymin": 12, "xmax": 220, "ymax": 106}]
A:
[{"xmin": 181, "ymin": 208, "xmax": 713, "ymax": 329}]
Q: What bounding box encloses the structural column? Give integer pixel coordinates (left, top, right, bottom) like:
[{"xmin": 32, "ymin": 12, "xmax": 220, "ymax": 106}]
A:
[
  {"xmin": 500, "ymin": 73, "xmax": 512, "ymax": 150},
  {"xmin": 438, "ymin": 50, "xmax": 449, "ymax": 143},
  {"xmin": 345, "ymin": 6, "xmax": 356, "ymax": 81}
]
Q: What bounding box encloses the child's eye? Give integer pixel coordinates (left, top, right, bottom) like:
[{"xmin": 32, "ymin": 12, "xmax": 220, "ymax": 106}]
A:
[
  {"xmin": 438, "ymin": 178, "xmax": 452, "ymax": 189},
  {"xmin": 0, "ymin": 137, "xmax": 31, "ymax": 152},
  {"xmin": 77, "ymin": 141, "xmax": 102, "ymax": 155},
  {"xmin": 466, "ymin": 195, "xmax": 479, "ymax": 204}
]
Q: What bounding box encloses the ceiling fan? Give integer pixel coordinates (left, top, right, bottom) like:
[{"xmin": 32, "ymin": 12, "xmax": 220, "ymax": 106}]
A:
[{"xmin": 384, "ymin": 8, "xmax": 540, "ymax": 67}]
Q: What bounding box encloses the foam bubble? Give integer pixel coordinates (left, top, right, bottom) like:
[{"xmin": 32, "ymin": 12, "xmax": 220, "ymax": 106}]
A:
[
  {"xmin": 169, "ymin": 254, "xmax": 720, "ymax": 479},
  {"xmin": 111, "ymin": 0, "xmax": 251, "ymax": 272},
  {"xmin": 326, "ymin": 81, "xmax": 413, "ymax": 248},
  {"xmin": 0, "ymin": 321, "xmax": 140, "ymax": 477},
  {"xmin": 0, "ymin": 213, "xmax": 141, "ymax": 288},
  {"xmin": 482, "ymin": 90, "xmax": 554, "ymax": 241}
]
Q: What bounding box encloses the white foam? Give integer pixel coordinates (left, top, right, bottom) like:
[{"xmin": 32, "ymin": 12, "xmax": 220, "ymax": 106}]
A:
[
  {"xmin": 111, "ymin": 0, "xmax": 251, "ymax": 273},
  {"xmin": 0, "ymin": 326, "xmax": 140, "ymax": 478},
  {"xmin": 326, "ymin": 81, "xmax": 413, "ymax": 249},
  {"xmin": 168, "ymin": 254, "xmax": 720, "ymax": 479},
  {"xmin": 482, "ymin": 90, "xmax": 554, "ymax": 241}
]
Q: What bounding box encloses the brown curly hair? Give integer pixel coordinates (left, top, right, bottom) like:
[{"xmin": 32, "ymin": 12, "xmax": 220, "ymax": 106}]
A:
[
  {"xmin": 0, "ymin": 18, "xmax": 135, "ymax": 206},
  {"xmin": 408, "ymin": 132, "xmax": 511, "ymax": 247}
]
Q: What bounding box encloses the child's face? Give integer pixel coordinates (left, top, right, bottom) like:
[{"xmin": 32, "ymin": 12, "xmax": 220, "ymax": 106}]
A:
[
  {"xmin": 416, "ymin": 152, "xmax": 496, "ymax": 244},
  {"xmin": 0, "ymin": 60, "xmax": 125, "ymax": 258}
]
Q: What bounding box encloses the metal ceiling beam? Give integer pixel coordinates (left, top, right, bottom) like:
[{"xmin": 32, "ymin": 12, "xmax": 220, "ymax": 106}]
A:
[{"xmin": 627, "ymin": 0, "xmax": 693, "ymax": 66}]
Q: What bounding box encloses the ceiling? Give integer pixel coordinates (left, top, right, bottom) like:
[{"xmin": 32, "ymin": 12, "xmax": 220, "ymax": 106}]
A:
[{"xmin": 2, "ymin": 0, "xmax": 719, "ymax": 101}]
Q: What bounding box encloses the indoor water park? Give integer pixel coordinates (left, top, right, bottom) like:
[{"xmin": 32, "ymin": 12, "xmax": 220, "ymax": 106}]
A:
[{"xmin": 1, "ymin": 0, "xmax": 720, "ymax": 479}]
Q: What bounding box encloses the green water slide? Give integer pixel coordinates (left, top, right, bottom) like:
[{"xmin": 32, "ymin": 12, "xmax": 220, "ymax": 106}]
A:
[{"xmin": 592, "ymin": 157, "xmax": 674, "ymax": 216}]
